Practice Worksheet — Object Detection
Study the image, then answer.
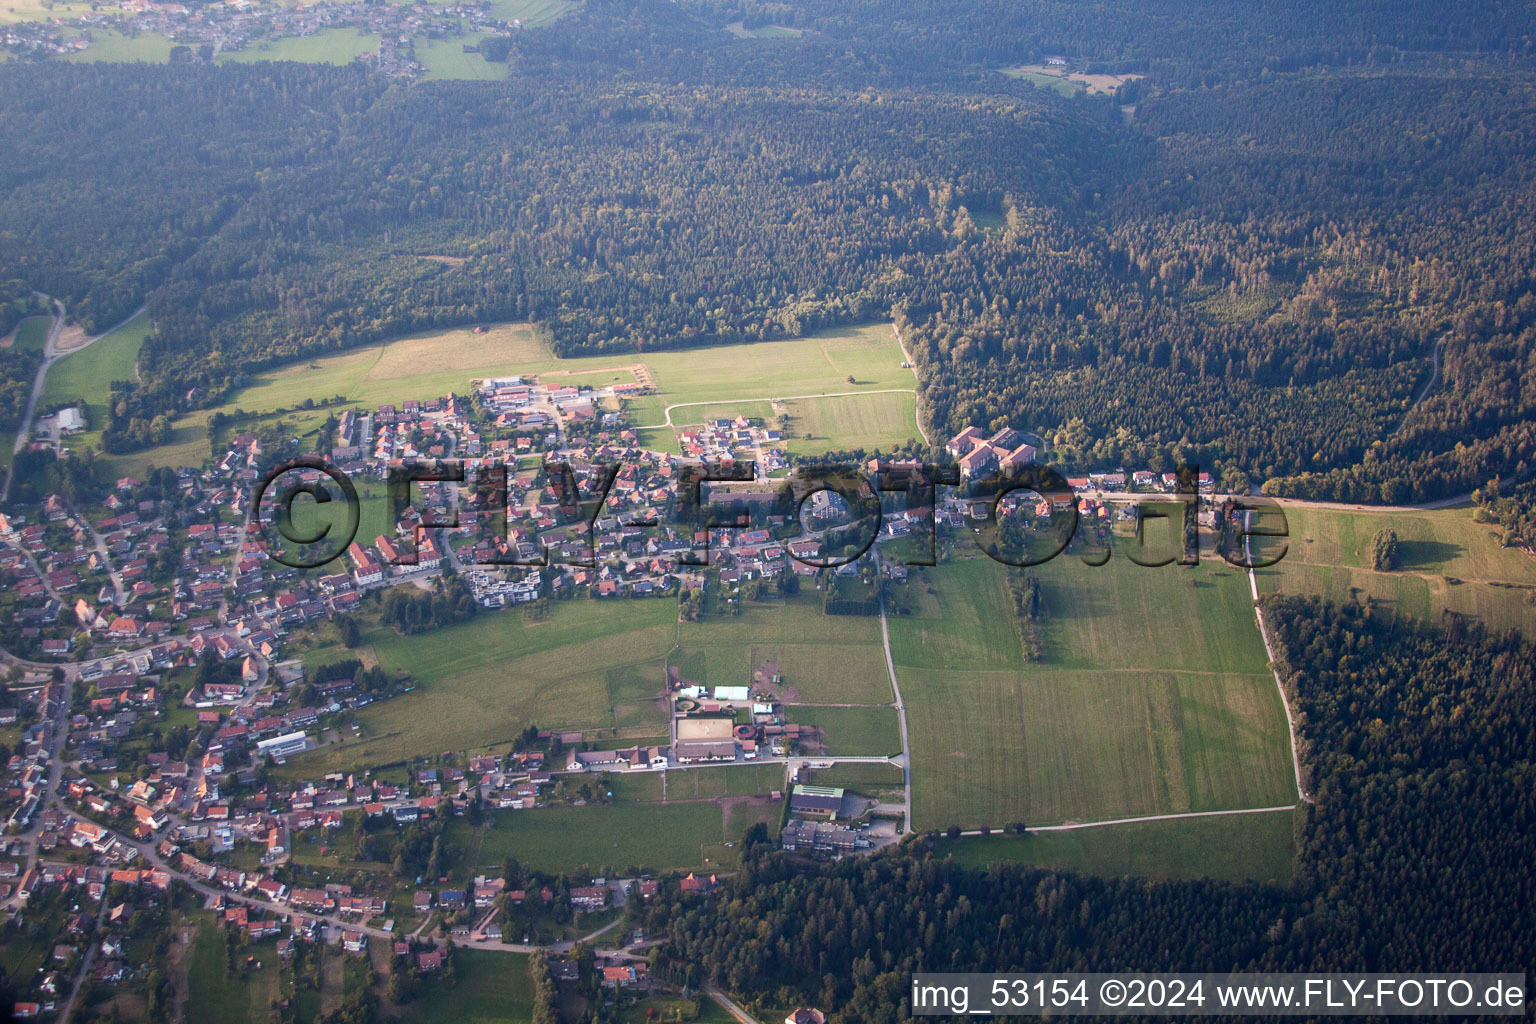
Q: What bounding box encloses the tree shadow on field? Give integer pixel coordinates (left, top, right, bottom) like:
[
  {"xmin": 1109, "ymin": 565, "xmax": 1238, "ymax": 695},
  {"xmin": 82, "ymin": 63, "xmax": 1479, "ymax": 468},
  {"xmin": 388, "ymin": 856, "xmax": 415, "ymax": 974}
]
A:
[{"xmin": 1395, "ymin": 539, "xmax": 1462, "ymax": 571}]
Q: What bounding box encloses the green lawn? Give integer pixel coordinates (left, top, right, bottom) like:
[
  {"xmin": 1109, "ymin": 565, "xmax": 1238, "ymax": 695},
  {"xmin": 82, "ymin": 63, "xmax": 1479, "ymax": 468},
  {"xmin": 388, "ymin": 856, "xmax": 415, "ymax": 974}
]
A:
[
  {"xmin": 779, "ymin": 391, "xmax": 921, "ymax": 456},
  {"xmin": 405, "ymin": 951, "xmax": 534, "ymax": 1024},
  {"xmin": 783, "ymin": 705, "xmax": 901, "ymax": 756},
  {"xmin": 723, "ymin": 21, "xmax": 805, "ymax": 39},
  {"xmin": 414, "ymin": 36, "xmax": 510, "ymax": 80},
  {"xmin": 10, "ymin": 315, "xmax": 49, "ymax": 352},
  {"xmin": 0, "ymin": 0, "xmax": 134, "ymax": 22},
  {"xmin": 1256, "ymin": 504, "xmax": 1536, "ymax": 634},
  {"xmin": 747, "ymin": 640, "xmax": 893, "ymax": 704},
  {"xmin": 284, "ymin": 598, "xmax": 678, "ymax": 773},
  {"xmin": 888, "ymin": 550, "xmax": 1295, "ymax": 830},
  {"xmin": 61, "ymin": 28, "xmax": 179, "ymax": 62},
  {"xmin": 458, "ymin": 800, "xmax": 754, "ymax": 875},
  {"xmin": 121, "ymin": 319, "xmax": 909, "ymax": 474},
  {"xmin": 933, "ymin": 807, "xmax": 1300, "ymax": 884},
  {"xmin": 483, "ymin": 0, "xmax": 577, "ymax": 26},
  {"xmin": 40, "ymin": 308, "xmax": 149, "ymax": 456},
  {"xmin": 998, "ymin": 66, "xmax": 1082, "ymax": 96},
  {"xmin": 217, "ymin": 29, "xmax": 380, "ymax": 65},
  {"xmin": 184, "ymin": 916, "xmax": 284, "ymax": 1024},
  {"xmin": 801, "ymin": 761, "xmax": 905, "ymax": 793},
  {"xmin": 658, "ymin": 762, "xmax": 783, "ymax": 799}
]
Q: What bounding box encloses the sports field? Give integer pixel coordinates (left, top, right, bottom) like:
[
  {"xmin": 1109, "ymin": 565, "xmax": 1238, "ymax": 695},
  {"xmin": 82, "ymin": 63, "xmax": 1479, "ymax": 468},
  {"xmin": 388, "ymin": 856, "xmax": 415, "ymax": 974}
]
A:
[
  {"xmin": 39, "ymin": 308, "xmax": 150, "ymax": 455},
  {"xmin": 933, "ymin": 807, "xmax": 1300, "ymax": 884},
  {"xmin": 1256, "ymin": 504, "xmax": 1536, "ymax": 634},
  {"xmin": 887, "ymin": 552, "xmax": 1296, "ymax": 830},
  {"xmin": 457, "ymin": 795, "xmax": 778, "ymax": 875}
]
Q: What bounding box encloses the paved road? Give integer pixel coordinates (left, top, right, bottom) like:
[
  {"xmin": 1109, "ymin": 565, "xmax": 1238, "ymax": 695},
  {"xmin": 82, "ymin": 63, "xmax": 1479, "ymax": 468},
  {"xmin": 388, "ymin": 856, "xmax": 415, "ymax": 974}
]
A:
[
  {"xmin": 703, "ymin": 983, "xmax": 763, "ymax": 1024},
  {"xmin": 64, "ymin": 494, "xmax": 127, "ymax": 606},
  {"xmin": 873, "ymin": 549, "xmax": 914, "ymax": 833},
  {"xmin": 959, "ymin": 803, "xmax": 1298, "ymax": 837},
  {"xmin": 657, "ymin": 389, "xmax": 919, "ymax": 429},
  {"xmin": 1245, "ymin": 510, "xmax": 1313, "ymax": 804},
  {"xmin": 2, "ymin": 300, "xmax": 146, "ymax": 502},
  {"xmin": 57, "ymin": 891, "xmax": 110, "ymax": 1023},
  {"xmin": 889, "ymin": 322, "xmax": 929, "ymax": 444},
  {"xmin": 1395, "ymin": 333, "xmax": 1446, "ymax": 437}
]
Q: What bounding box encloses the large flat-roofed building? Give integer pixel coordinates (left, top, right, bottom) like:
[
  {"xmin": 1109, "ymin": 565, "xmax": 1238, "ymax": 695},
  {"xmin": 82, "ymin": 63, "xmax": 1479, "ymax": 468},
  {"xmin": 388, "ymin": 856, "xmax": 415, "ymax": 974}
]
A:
[
  {"xmin": 256, "ymin": 732, "xmax": 309, "ymax": 760},
  {"xmin": 780, "ymin": 819, "xmax": 859, "ymax": 852},
  {"xmin": 675, "ymin": 740, "xmax": 737, "ymax": 763},
  {"xmin": 789, "ymin": 784, "xmax": 845, "ymax": 820}
]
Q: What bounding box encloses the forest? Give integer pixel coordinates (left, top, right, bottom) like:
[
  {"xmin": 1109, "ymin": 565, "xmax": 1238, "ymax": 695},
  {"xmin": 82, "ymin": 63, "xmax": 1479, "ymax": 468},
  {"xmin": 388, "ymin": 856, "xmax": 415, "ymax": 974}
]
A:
[
  {"xmin": 628, "ymin": 597, "xmax": 1534, "ymax": 1019},
  {"xmin": 1, "ymin": 0, "xmax": 1535, "ymax": 505}
]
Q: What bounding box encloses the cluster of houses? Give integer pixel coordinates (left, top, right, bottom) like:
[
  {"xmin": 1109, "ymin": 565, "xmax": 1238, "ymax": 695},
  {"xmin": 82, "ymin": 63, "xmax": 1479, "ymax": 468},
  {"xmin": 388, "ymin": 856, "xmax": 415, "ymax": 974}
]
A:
[
  {"xmin": 677, "ymin": 416, "xmax": 789, "ymax": 473},
  {"xmin": 4, "ymin": 0, "xmax": 519, "ymax": 79}
]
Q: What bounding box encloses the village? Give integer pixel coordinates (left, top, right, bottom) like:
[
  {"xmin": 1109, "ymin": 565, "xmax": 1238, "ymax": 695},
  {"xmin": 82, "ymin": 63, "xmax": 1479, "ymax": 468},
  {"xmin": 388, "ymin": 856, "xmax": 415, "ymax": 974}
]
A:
[
  {"xmin": 0, "ymin": 347, "xmax": 1246, "ymax": 1020},
  {"xmin": 1, "ymin": 0, "xmax": 518, "ymax": 78}
]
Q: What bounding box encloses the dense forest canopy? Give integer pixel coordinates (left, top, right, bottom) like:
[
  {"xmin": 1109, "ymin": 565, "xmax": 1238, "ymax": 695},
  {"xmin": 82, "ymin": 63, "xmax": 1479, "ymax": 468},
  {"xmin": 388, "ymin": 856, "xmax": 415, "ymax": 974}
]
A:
[{"xmin": 1, "ymin": 0, "xmax": 1535, "ymax": 499}]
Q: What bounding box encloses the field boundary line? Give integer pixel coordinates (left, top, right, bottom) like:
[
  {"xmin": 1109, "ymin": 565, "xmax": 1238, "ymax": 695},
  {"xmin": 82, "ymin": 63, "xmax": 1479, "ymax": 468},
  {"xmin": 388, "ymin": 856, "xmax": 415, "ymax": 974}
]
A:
[
  {"xmin": 1247, "ymin": 525, "xmax": 1320, "ymax": 804},
  {"xmin": 653, "ymin": 388, "xmax": 919, "ymax": 428},
  {"xmin": 890, "ymin": 322, "xmax": 930, "ymax": 444},
  {"xmin": 959, "ymin": 803, "xmax": 1298, "ymax": 836},
  {"xmin": 874, "ymin": 549, "xmax": 915, "ymax": 832}
]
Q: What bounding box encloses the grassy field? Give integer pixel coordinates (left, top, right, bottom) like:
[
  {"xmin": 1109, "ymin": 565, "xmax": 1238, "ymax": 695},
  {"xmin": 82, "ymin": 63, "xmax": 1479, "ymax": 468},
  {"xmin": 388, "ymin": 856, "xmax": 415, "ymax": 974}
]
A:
[
  {"xmin": 283, "ymin": 598, "xmax": 677, "ymax": 773},
  {"xmin": 1000, "ymin": 64, "xmax": 1144, "ymax": 96},
  {"xmin": 9, "ymin": 315, "xmax": 49, "ymax": 352},
  {"xmin": 483, "ymin": 0, "xmax": 576, "ymax": 25},
  {"xmin": 119, "ymin": 319, "xmax": 911, "ymax": 473},
  {"xmin": 779, "ymin": 391, "xmax": 920, "ymax": 456},
  {"xmin": 458, "ymin": 799, "xmax": 766, "ymax": 875},
  {"xmin": 998, "ymin": 66, "xmax": 1080, "ymax": 96},
  {"xmin": 1, "ymin": 0, "xmax": 130, "ymax": 22},
  {"xmin": 784, "ymin": 705, "xmax": 901, "ymax": 756},
  {"xmin": 747, "ymin": 640, "xmax": 893, "ymax": 704},
  {"xmin": 1256, "ymin": 505, "xmax": 1536, "ymax": 634},
  {"xmin": 933, "ymin": 807, "xmax": 1300, "ymax": 884},
  {"xmin": 185, "ymin": 917, "xmax": 284, "ymax": 1024},
  {"xmin": 888, "ymin": 551, "xmax": 1295, "ymax": 831},
  {"xmin": 61, "ymin": 28, "xmax": 179, "ymax": 62},
  {"xmin": 623, "ymin": 322, "xmax": 912, "ymax": 425},
  {"xmin": 217, "ymin": 29, "xmax": 380, "ymax": 65},
  {"xmin": 414, "ymin": 36, "xmax": 510, "ymax": 80},
  {"xmin": 670, "ymin": 592, "xmax": 892, "ymax": 708},
  {"xmin": 657, "ymin": 762, "xmax": 783, "ymax": 799},
  {"xmin": 39, "ymin": 308, "xmax": 149, "ymax": 455},
  {"xmin": 405, "ymin": 951, "xmax": 534, "ymax": 1024},
  {"xmin": 802, "ymin": 761, "xmax": 905, "ymax": 793},
  {"xmin": 723, "ymin": 21, "xmax": 805, "ymax": 39}
]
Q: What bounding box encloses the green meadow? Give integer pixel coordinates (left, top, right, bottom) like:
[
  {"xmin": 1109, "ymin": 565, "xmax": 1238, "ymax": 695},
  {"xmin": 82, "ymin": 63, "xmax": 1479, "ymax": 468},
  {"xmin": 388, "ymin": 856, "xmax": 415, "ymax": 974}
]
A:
[
  {"xmin": 40, "ymin": 308, "xmax": 150, "ymax": 456},
  {"xmin": 1256, "ymin": 503, "xmax": 1536, "ymax": 634},
  {"xmin": 933, "ymin": 806, "xmax": 1300, "ymax": 884},
  {"xmin": 887, "ymin": 550, "xmax": 1296, "ymax": 831}
]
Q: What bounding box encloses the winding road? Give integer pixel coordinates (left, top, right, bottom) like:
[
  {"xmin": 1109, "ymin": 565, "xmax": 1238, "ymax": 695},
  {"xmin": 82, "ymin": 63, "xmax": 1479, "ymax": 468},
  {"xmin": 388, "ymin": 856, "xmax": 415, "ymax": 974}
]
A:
[{"xmin": 1, "ymin": 299, "xmax": 147, "ymax": 503}]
